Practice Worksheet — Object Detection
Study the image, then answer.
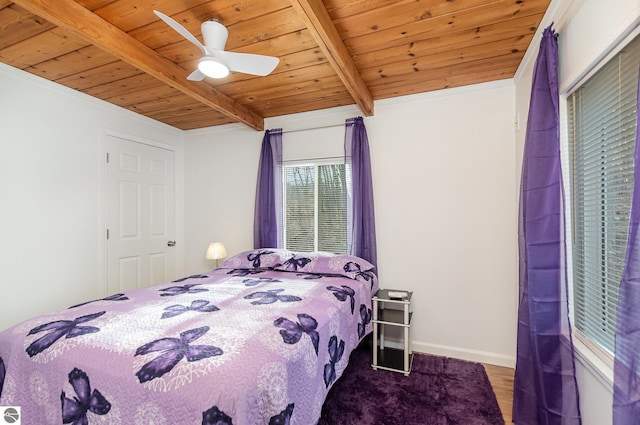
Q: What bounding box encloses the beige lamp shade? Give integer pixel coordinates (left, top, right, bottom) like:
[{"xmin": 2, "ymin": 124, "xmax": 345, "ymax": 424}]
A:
[{"xmin": 206, "ymin": 242, "xmax": 227, "ymax": 261}]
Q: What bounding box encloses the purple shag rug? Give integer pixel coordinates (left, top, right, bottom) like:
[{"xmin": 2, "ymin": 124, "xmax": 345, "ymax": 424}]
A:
[{"xmin": 319, "ymin": 344, "xmax": 505, "ymax": 425}]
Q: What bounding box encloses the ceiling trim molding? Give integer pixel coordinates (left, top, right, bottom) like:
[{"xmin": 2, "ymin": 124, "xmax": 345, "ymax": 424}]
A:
[
  {"xmin": 290, "ymin": 0, "xmax": 374, "ymax": 116},
  {"xmin": 12, "ymin": 0, "xmax": 265, "ymax": 130}
]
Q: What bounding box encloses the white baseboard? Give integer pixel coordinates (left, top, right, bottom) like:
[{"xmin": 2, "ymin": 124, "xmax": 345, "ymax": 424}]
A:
[{"xmin": 382, "ymin": 339, "xmax": 515, "ymax": 368}]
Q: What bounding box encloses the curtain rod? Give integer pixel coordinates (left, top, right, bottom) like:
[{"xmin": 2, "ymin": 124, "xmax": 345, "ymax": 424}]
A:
[{"xmin": 279, "ymin": 122, "xmax": 344, "ymax": 134}]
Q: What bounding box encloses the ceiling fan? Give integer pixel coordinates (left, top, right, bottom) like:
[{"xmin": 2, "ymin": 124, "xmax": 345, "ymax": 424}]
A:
[{"xmin": 154, "ymin": 10, "xmax": 279, "ymax": 80}]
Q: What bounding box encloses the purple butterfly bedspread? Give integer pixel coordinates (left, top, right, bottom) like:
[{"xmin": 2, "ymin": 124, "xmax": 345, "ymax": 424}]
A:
[{"xmin": 0, "ymin": 250, "xmax": 378, "ymax": 425}]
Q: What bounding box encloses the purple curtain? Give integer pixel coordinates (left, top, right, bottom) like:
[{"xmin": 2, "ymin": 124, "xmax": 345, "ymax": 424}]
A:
[
  {"xmin": 613, "ymin": 68, "xmax": 640, "ymax": 424},
  {"xmin": 513, "ymin": 25, "xmax": 581, "ymax": 425},
  {"xmin": 345, "ymin": 117, "xmax": 377, "ymax": 269},
  {"xmin": 253, "ymin": 128, "xmax": 283, "ymax": 249}
]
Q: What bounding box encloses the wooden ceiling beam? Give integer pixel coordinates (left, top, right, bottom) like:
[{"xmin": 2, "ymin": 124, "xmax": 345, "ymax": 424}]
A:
[
  {"xmin": 11, "ymin": 0, "xmax": 265, "ymax": 130},
  {"xmin": 290, "ymin": 0, "xmax": 373, "ymax": 116}
]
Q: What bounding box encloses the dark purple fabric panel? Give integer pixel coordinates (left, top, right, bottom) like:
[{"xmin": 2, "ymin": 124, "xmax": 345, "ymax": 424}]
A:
[
  {"xmin": 0, "ymin": 356, "xmax": 5, "ymax": 399},
  {"xmin": 613, "ymin": 67, "xmax": 640, "ymax": 425},
  {"xmin": 513, "ymin": 25, "xmax": 582, "ymax": 425},
  {"xmin": 345, "ymin": 117, "xmax": 377, "ymax": 270},
  {"xmin": 253, "ymin": 129, "xmax": 282, "ymax": 249}
]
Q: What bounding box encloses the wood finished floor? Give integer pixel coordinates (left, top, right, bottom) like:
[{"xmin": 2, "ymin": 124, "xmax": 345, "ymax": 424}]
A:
[{"xmin": 484, "ymin": 363, "xmax": 515, "ymax": 423}]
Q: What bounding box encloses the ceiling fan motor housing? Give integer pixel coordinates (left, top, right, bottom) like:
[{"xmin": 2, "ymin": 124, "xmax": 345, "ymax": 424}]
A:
[{"xmin": 201, "ymin": 19, "xmax": 228, "ymax": 50}]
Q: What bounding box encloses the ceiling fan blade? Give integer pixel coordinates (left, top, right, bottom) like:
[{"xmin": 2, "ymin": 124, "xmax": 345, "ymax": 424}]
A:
[
  {"xmin": 154, "ymin": 10, "xmax": 207, "ymax": 56},
  {"xmin": 216, "ymin": 50, "xmax": 279, "ymax": 76},
  {"xmin": 187, "ymin": 69, "xmax": 206, "ymax": 81}
]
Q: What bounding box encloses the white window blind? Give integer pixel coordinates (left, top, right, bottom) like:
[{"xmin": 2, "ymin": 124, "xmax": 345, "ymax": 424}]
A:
[
  {"xmin": 284, "ymin": 162, "xmax": 351, "ymax": 253},
  {"xmin": 285, "ymin": 165, "xmax": 316, "ymax": 251},
  {"xmin": 568, "ymin": 34, "xmax": 640, "ymax": 354}
]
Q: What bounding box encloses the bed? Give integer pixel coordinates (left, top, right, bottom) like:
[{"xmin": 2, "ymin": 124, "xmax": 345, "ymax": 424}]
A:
[{"xmin": 0, "ymin": 249, "xmax": 378, "ymax": 425}]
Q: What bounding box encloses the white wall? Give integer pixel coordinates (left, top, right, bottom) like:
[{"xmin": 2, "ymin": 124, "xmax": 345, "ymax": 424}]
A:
[
  {"xmin": 369, "ymin": 83, "xmax": 517, "ymax": 366},
  {"xmin": 184, "ymin": 81, "xmax": 518, "ymax": 367},
  {"xmin": 513, "ymin": 0, "xmax": 640, "ymax": 424},
  {"xmin": 184, "ymin": 123, "xmax": 264, "ymax": 270},
  {"xmin": 0, "ymin": 63, "xmax": 184, "ymax": 332}
]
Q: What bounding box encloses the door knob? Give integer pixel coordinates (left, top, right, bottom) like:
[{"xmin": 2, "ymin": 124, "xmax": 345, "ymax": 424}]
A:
[{"xmin": 167, "ymin": 240, "xmax": 176, "ymax": 247}]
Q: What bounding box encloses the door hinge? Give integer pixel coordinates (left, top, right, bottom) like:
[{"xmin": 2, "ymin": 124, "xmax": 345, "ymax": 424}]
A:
[
  {"xmin": 106, "ymin": 152, "xmax": 110, "ymax": 163},
  {"xmin": 106, "ymin": 229, "xmax": 110, "ymax": 240}
]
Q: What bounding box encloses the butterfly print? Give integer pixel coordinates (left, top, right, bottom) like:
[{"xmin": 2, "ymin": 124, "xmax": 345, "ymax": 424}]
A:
[
  {"xmin": 0, "ymin": 357, "xmax": 5, "ymax": 399},
  {"xmin": 135, "ymin": 326, "xmax": 223, "ymax": 383},
  {"xmin": 227, "ymin": 268, "xmax": 265, "ymax": 277},
  {"xmin": 26, "ymin": 311, "xmax": 106, "ymax": 357},
  {"xmin": 327, "ymin": 285, "xmax": 355, "ymax": 313},
  {"xmin": 161, "ymin": 300, "xmax": 219, "ymax": 319},
  {"xmin": 69, "ymin": 293, "xmax": 129, "ymax": 309},
  {"xmin": 202, "ymin": 405, "xmax": 233, "ymax": 425},
  {"xmin": 172, "ymin": 274, "xmax": 209, "ymax": 283},
  {"xmin": 159, "ymin": 283, "xmax": 209, "ymax": 297},
  {"xmin": 358, "ymin": 304, "xmax": 372, "ymax": 339},
  {"xmin": 323, "ymin": 335, "xmax": 345, "ymax": 388},
  {"xmin": 247, "ymin": 250, "xmax": 275, "ymax": 268},
  {"xmin": 243, "ymin": 277, "xmax": 281, "ymax": 287},
  {"xmin": 295, "ymin": 273, "xmax": 323, "ymax": 280},
  {"xmin": 280, "ymin": 256, "xmax": 312, "ymax": 271},
  {"xmin": 61, "ymin": 368, "xmax": 111, "ymax": 424},
  {"xmin": 269, "ymin": 403, "xmax": 294, "ymax": 425},
  {"xmin": 343, "ymin": 261, "xmax": 375, "ymax": 283},
  {"xmin": 244, "ymin": 289, "xmax": 302, "ymax": 305},
  {"xmin": 273, "ymin": 314, "xmax": 320, "ymax": 355}
]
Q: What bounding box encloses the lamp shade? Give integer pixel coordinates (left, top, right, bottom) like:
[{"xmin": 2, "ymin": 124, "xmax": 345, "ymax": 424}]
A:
[{"xmin": 206, "ymin": 242, "xmax": 227, "ymax": 260}]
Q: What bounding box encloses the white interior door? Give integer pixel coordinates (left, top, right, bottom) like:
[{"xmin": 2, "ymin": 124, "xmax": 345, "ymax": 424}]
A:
[{"xmin": 106, "ymin": 135, "xmax": 176, "ymax": 294}]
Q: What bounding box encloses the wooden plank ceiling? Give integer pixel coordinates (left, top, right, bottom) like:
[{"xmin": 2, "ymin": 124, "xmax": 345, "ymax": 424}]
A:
[{"xmin": 0, "ymin": 0, "xmax": 551, "ymax": 131}]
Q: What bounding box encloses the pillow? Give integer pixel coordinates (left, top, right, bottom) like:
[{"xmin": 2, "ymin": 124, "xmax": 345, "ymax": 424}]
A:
[
  {"xmin": 273, "ymin": 251, "xmax": 376, "ymax": 282},
  {"xmin": 221, "ymin": 249, "xmax": 377, "ymax": 282},
  {"xmin": 220, "ymin": 249, "xmax": 290, "ymax": 270}
]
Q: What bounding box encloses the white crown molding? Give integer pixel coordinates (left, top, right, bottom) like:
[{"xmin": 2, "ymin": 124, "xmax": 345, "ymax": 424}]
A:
[{"xmin": 375, "ymin": 79, "xmax": 514, "ymax": 111}]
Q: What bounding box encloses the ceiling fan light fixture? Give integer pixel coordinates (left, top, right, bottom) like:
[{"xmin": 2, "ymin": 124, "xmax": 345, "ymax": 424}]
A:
[{"xmin": 198, "ymin": 56, "xmax": 229, "ymax": 78}]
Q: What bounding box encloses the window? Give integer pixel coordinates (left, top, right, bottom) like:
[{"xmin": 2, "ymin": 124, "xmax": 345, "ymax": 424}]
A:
[
  {"xmin": 283, "ymin": 162, "xmax": 351, "ymax": 253},
  {"xmin": 568, "ymin": 34, "xmax": 640, "ymax": 355}
]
